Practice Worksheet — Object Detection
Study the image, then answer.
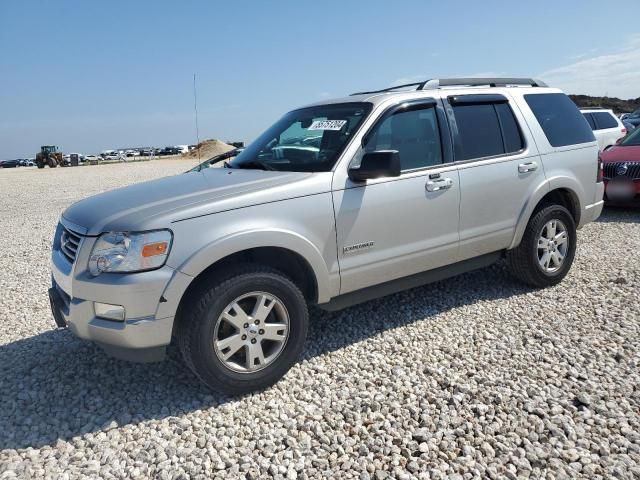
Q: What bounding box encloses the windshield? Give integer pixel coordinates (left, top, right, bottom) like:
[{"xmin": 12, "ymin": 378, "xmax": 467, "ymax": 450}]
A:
[
  {"xmin": 620, "ymin": 127, "xmax": 640, "ymax": 146},
  {"xmin": 228, "ymin": 102, "xmax": 372, "ymax": 172}
]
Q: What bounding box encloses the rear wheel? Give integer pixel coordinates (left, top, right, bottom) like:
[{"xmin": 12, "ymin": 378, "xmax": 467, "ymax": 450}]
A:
[
  {"xmin": 506, "ymin": 204, "xmax": 576, "ymax": 287},
  {"xmin": 177, "ymin": 265, "xmax": 308, "ymax": 395}
]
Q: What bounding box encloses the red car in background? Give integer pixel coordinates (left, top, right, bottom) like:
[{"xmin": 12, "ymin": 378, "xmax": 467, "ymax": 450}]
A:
[{"xmin": 601, "ymin": 127, "xmax": 640, "ymax": 206}]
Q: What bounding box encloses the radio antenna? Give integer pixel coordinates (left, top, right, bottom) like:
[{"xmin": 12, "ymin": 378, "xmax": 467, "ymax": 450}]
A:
[{"xmin": 193, "ymin": 73, "xmax": 201, "ymax": 163}]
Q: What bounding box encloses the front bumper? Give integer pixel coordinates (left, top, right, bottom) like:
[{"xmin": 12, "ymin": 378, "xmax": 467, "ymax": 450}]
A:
[
  {"xmin": 603, "ymin": 179, "xmax": 640, "ymax": 207},
  {"xmin": 50, "ymin": 234, "xmax": 186, "ymax": 362}
]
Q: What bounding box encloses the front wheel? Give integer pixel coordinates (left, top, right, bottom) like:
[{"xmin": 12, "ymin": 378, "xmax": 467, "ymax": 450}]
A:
[
  {"xmin": 506, "ymin": 204, "xmax": 577, "ymax": 288},
  {"xmin": 177, "ymin": 265, "xmax": 309, "ymax": 395}
]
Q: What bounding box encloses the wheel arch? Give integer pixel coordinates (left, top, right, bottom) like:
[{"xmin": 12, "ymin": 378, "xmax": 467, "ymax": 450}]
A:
[
  {"xmin": 165, "ymin": 227, "xmax": 335, "ymax": 321},
  {"xmin": 510, "ymin": 181, "xmax": 581, "ymax": 249}
]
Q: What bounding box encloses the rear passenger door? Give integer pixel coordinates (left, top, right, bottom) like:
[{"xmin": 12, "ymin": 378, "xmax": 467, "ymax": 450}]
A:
[{"xmin": 444, "ymin": 94, "xmax": 546, "ymax": 260}]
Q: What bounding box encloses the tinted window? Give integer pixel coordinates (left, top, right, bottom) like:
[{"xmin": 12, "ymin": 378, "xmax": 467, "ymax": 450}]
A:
[
  {"xmin": 525, "ymin": 93, "xmax": 595, "ymax": 147},
  {"xmin": 453, "ymin": 104, "xmax": 504, "ymax": 160},
  {"xmin": 495, "ymin": 103, "xmax": 524, "ymax": 153},
  {"xmin": 365, "ymin": 106, "xmax": 442, "ymax": 170},
  {"xmin": 582, "ymin": 113, "xmax": 596, "ymax": 130},
  {"xmin": 592, "ymin": 112, "xmax": 619, "ymax": 130}
]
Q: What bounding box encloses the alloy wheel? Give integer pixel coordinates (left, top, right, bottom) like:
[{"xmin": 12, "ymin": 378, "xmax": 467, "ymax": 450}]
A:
[
  {"xmin": 213, "ymin": 292, "xmax": 290, "ymax": 373},
  {"xmin": 537, "ymin": 219, "xmax": 569, "ymax": 273}
]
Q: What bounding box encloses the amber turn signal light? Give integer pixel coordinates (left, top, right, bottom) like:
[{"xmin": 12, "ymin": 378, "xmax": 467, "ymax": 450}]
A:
[{"xmin": 142, "ymin": 242, "xmax": 168, "ymax": 257}]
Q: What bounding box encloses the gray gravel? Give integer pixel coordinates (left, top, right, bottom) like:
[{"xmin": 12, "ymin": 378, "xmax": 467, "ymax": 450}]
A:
[{"xmin": 1, "ymin": 161, "xmax": 639, "ymax": 479}]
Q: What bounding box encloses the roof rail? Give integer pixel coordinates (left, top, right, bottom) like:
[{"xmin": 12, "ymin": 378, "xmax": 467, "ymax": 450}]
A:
[
  {"xmin": 422, "ymin": 78, "xmax": 547, "ymax": 89},
  {"xmin": 350, "ymin": 81, "xmax": 428, "ymax": 96},
  {"xmin": 350, "ymin": 77, "xmax": 547, "ymax": 96}
]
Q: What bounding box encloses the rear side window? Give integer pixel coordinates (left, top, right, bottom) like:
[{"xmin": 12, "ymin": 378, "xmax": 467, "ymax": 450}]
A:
[
  {"xmin": 592, "ymin": 112, "xmax": 619, "ymax": 130},
  {"xmin": 582, "ymin": 113, "xmax": 596, "ymax": 130},
  {"xmin": 452, "ymin": 102, "xmax": 523, "ymax": 160},
  {"xmin": 525, "ymin": 93, "xmax": 595, "ymax": 147},
  {"xmin": 495, "ymin": 103, "xmax": 524, "ymax": 153}
]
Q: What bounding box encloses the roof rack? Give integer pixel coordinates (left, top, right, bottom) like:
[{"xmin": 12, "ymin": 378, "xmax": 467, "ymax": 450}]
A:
[
  {"xmin": 350, "ymin": 81, "xmax": 428, "ymax": 96},
  {"xmin": 350, "ymin": 77, "xmax": 547, "ymax": 96}
]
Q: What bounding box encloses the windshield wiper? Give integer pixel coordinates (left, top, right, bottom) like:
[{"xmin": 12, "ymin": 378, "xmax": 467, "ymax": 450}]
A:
[
  {"xmin": 234, "ymin": 160, "xmax": 276, "ymax": 171},
  {"xmin": 190, "ymin": 148, "xmax": 240, "ymax": 172}
]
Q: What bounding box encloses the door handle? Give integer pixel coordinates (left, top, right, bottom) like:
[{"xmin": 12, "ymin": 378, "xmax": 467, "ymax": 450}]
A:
[
  {"xmin": 425, "ymin": 177, "xmax": 453, "ymax": 192},
  {"xmin": 518, "ymin": 162, "xmax": 538, "ymax": 173}
]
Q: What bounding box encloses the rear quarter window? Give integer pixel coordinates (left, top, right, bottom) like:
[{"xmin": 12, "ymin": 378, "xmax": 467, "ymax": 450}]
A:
[
  {"xmin": 592, "ymin": 112, "xmax": 619, "ymax": 130},
  {"xmin": 582, "ymin": 113, "xmax": 596, "ymax": 130},
  {"xmin": 525, "ymin": 93, "xmax": 595, "ymax": 147}
]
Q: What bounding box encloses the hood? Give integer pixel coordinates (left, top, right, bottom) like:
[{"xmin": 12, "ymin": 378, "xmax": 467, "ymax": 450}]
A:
[
  {"xmin": 601, "ymin": 145, "xmax": 640, "ymax": 162},
  {"xmin": 63, "ymin": 168, "xmax": 331, "ymax": 235}
]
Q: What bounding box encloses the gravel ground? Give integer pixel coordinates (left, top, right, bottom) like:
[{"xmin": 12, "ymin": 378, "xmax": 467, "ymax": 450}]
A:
[{"xmin": 0, "ymin": 162, "xmax": 639, "ymax": 479}]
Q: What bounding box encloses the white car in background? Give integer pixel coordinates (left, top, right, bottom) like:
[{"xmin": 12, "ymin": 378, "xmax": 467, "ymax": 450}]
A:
[
  {"xmin": 580, "ymin": 108, "xmax": 627, "ymax": 151},
  {"xmin": 84, "ymin": 155, "xmax": 99, "ymax": 164}
]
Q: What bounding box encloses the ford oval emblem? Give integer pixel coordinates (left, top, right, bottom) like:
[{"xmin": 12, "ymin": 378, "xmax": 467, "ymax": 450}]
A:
[{"xmin": 616, "ymin": 164, "xmax": 628, "ymax": 176}]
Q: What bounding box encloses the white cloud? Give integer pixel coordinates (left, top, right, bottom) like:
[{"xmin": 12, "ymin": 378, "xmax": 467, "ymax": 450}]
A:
[{"xmin": 540, "ymin": 34, "xmax": 640, "ymax": 99}]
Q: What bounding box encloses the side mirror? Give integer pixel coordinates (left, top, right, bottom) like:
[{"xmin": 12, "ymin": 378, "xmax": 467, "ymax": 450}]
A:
[{"xmin": 348, "ymin": 150, "xmax": 401, "ymax": 182}]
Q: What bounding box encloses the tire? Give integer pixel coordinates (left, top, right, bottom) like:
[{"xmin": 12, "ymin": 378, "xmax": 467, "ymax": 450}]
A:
[
  {"xmin": 506, "ymin": 204, "xmax": 577, "ymax": 288},
  {"xmin": 177, "ymin": 265, "xmax": 309, "ymax": 395}
]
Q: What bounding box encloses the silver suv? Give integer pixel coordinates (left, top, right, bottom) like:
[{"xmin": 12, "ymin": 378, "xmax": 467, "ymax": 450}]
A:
[{"xmin": 49, "ymin": 78, "xmax": 604, "ymax": 394}]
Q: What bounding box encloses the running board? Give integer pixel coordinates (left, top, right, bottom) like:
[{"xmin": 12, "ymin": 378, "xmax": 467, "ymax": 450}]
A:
[{"xmin": 319, "ymin": 251, "xmax": 503, "ymax": 311}]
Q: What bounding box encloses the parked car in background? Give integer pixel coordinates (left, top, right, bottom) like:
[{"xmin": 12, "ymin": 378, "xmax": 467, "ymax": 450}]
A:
[
  {"xmin": 49, "ymin": 77, "xmax": 604, "ymax": 394},
  {"xmin": 101, "ymin": 150, "xmax": 124, "ymax": 161},
  {"xmin": 580, "ymin": 108, "xmax": 627, "ymax": 151},
  {"xmin": 125, "ymin": 149, "xmax": 140, "ymax": 157},
  {"xmin": 622, "ymin": 120, "xmax": 636, "ymax": 134},
  {"xmin": 601, "ymin": 127, "xmax": 640, "ymax": 206},
  {"xmin": 624, "ymin": 110, "xmax": 640, "ymax": 129},
  {"xmin": 1, "ymin": 159, "xmax": 20, "ymax": 168},
  {"xmin": 84, "ymin": 155, "xmax": 99, "ymax": 164},
  {"xmin": 158, "ymin": 146, "xmax": 182, "ymax": 156}
]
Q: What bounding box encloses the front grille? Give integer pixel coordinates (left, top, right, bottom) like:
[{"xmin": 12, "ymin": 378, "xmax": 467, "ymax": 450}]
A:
[
  {"xmin": 59, "ymin": 226, "xmax": 82, "ymax": 264},
  {"xmin": 603, "ymin": 161, "xmax": 640, "ymax": 180}
]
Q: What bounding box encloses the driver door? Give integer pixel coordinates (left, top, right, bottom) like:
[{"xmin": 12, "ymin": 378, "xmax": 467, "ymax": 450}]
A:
[{"xmin": 333, "ymin": 100, "xmax": 460, "ymax": 294}]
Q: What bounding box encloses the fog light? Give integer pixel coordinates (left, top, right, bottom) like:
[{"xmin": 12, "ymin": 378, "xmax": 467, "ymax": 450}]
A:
[{"xmin": 94, "ymin": 302, "xmax": 125, "ymax": 321}]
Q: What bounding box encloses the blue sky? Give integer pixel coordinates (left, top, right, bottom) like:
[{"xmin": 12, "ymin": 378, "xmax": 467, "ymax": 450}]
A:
[{"xmin": 1, "ymin": 0, "xmax": 639, "ymax": 158}]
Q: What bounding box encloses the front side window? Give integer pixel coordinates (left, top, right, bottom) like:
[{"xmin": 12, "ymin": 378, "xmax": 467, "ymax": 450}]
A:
[
  {"xmin": 524, "ymin": 93, "xmax": 595, "ymax": 147},
  {"xmin": 592, "ymin": 112, "xmax": 619, "ymax": 130},
  {"xmin": 229, "ymin": 103, "xmax": 372, "ymax": 172},
  {"xmin": 364, "ymin": 106, "xmax": 443, "ymax": 170}
]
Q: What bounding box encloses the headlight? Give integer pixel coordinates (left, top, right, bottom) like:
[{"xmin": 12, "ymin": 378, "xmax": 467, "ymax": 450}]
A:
[{"xmin": 88, "ymin": 230, "xmax": 172, "ymax": 276}]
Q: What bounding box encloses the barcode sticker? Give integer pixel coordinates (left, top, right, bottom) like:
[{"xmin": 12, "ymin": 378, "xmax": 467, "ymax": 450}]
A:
[{"xmin": 308, "ymin": 120, "xmax": 347, "ymax": 131}]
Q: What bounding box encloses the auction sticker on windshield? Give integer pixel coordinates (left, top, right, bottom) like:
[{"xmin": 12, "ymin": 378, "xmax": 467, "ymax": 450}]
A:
[{"xmin": 308, "ymin": 120, "xmax": 347, "ymax": 131}]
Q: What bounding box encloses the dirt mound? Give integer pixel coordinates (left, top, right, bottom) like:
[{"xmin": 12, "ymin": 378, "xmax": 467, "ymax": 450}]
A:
[{"xmin": 186, "ymin": 139, "xmax": 235, "ymax": 159}]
